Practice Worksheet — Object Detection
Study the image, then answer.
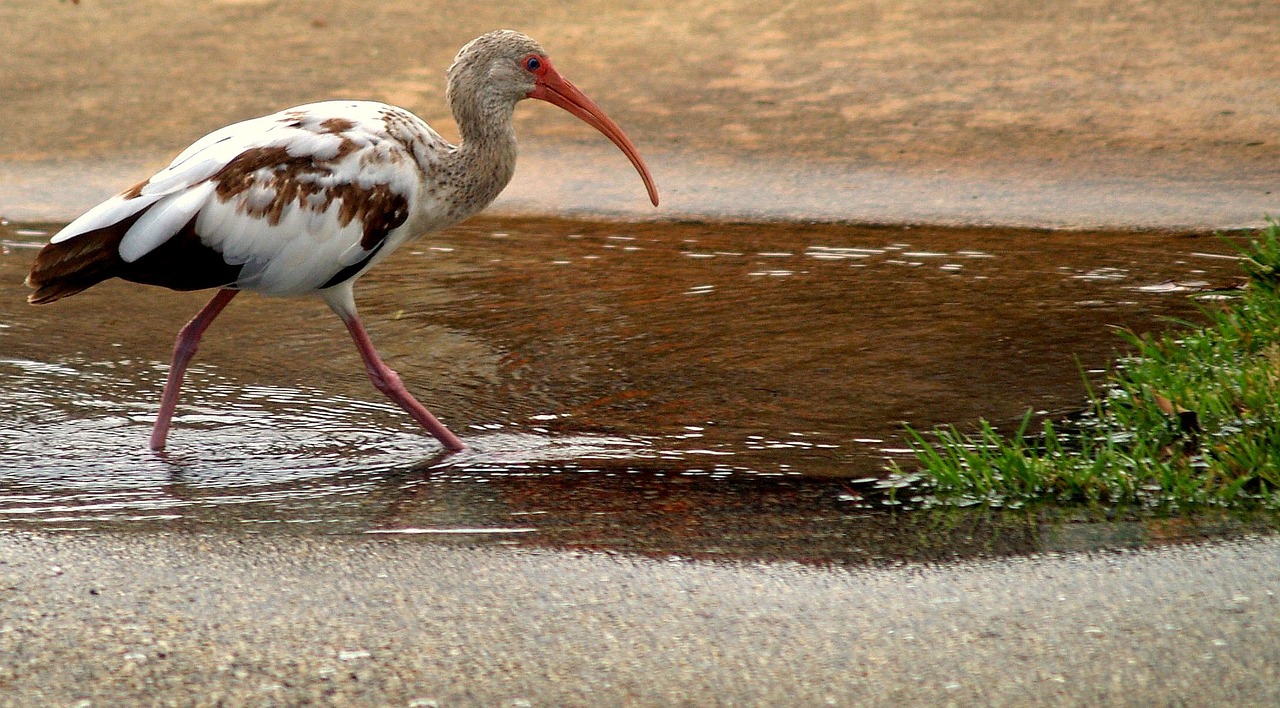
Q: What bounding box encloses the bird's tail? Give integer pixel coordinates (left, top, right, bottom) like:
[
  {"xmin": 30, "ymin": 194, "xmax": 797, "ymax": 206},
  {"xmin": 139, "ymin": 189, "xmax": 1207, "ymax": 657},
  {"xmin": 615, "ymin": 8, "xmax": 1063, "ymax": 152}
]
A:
[{"xmin": 25, "ymin": 214, "xmax": 137, "ymax": 304}]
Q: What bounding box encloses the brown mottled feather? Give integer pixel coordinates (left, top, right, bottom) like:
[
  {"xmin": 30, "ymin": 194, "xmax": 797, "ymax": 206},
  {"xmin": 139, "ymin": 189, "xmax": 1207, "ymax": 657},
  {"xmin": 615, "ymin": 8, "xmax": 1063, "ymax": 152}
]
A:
[{"xmin": 208, "ymin": 145, "xmax": 407, "ymax": 250}]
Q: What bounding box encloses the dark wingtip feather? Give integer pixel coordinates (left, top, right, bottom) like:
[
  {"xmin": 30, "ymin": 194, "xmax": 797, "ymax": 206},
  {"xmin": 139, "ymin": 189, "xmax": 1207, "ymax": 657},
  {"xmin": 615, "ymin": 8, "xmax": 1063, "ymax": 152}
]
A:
[
  {"xmin": 26, "ymin": 279, "xmax": 95, "ymax": 305},
  {"xmin": 24, "ymin": 218, "xmax": 135, "ymax": 305}
]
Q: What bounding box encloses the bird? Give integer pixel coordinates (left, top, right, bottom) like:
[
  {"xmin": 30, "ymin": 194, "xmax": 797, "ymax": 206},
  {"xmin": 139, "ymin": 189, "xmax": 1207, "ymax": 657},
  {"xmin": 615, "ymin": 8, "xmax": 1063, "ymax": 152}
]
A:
[{"xmin": 24, "ymin": 30, "xmax": 658, "ymax": 453}]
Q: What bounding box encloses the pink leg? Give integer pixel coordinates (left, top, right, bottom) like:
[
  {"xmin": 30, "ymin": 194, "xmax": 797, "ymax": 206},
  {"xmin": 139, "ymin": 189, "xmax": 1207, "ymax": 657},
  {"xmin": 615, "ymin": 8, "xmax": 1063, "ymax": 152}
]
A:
[
  {"xmin": 339, "ymin": 313, "xmax": 466, "ymax": 451},
  {"xmin": 150, "ymin": 289, "xmax": 238, "ymax": 451}
]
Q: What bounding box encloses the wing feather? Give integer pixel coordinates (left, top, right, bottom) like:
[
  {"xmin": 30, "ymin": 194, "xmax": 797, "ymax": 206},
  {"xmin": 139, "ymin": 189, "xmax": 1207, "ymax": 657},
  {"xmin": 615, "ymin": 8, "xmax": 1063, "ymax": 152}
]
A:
[
  {"xmin": 49, "ymin": 192, "xmax": 164, "ymax": 245},
  {"xmin": 29, "ymin": 101, "xmax": 445, "ymax": 302},
  {"xmin": 120, "ymin": 181, "xmax": 217, "ymax": 263}
]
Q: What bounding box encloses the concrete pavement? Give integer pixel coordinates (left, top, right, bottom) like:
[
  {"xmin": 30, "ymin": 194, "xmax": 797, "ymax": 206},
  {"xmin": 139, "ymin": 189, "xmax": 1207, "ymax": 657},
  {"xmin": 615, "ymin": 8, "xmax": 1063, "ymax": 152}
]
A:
[{"xmin": 2, "ymin": 530, "xmax": 1279, "ymax": 706}]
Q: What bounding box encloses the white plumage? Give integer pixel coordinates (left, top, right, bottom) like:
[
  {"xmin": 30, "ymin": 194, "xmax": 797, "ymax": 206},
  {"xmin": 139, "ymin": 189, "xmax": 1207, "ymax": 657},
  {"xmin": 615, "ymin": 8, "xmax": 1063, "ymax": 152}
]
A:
[{"xmin": 55, "ymin": 101, "xmax": 449, "ymax": 295}]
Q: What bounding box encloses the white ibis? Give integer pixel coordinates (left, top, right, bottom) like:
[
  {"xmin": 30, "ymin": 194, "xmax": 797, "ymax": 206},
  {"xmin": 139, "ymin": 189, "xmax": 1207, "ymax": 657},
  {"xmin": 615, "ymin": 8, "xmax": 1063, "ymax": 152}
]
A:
[{"xmin": 25, "ymin": 30, "xmax": 658, "ymax": 452}]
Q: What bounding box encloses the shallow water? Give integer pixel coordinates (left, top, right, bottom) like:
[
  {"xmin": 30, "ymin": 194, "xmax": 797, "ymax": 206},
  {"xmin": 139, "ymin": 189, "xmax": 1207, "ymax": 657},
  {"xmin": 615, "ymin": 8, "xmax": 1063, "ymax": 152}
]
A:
[{"xmin": 0, "ymin": 217, "xmax": 1260, "ymax": 559}]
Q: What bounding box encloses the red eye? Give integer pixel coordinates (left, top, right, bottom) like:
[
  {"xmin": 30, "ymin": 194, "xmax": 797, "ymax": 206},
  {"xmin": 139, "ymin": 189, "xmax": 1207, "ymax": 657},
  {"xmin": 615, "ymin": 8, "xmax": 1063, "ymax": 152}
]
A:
[{"xmin": 523, "ymin": 56, "xmax": 542, "ymax": 72}]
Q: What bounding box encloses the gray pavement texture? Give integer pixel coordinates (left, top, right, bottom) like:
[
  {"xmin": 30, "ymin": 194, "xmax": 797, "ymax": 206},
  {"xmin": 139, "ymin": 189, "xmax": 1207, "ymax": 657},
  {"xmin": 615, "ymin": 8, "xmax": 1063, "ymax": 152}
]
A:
[{"xmin": 2, "ymin": 530, "xmax": 1279, "ymax": 707}]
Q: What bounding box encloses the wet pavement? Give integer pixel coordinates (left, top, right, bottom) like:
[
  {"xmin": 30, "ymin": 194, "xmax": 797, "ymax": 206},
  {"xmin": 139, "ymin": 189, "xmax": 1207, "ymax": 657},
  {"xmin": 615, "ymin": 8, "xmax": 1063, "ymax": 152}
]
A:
[
  {"xmin": 3, "ymin": 0, "xmax": 1280, "ymax": 704},
  {"xmin": 0, "ymin": 218, "xmax": 1253, "ymax": 544},
  {"xmin": 4, "ymin": 217, "xmax": 1278, "ymax": 704}
]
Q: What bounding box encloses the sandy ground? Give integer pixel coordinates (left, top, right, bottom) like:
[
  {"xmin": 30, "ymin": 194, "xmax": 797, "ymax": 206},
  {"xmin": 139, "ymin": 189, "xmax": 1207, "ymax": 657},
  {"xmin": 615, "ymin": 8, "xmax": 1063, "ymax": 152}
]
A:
[{"xmin": 0, "ymin": 0, "xmax": 1277, "ymax": 227}]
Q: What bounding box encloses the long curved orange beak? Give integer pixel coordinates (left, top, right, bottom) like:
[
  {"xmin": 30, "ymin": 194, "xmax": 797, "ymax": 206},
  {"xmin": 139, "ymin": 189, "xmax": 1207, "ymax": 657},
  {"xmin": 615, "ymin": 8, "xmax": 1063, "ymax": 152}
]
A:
[{"xmin": 530, "ymin": 65, "xmax": 660, "ymax": 207}]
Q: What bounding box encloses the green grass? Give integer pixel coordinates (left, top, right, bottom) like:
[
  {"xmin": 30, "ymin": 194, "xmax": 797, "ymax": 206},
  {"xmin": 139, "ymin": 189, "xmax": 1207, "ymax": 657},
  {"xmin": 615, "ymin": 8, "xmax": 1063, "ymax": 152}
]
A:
[{"xmin": 897, "ymin": 221, "xmax": 1280, "ymax": 510}]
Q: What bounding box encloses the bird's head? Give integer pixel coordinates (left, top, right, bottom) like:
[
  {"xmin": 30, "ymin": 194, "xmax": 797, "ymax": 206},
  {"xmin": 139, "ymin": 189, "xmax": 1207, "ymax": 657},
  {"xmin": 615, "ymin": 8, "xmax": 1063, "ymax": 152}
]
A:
[{"xmin": 447, "ymin": 30, "xmax": 659, "ymax": 207}]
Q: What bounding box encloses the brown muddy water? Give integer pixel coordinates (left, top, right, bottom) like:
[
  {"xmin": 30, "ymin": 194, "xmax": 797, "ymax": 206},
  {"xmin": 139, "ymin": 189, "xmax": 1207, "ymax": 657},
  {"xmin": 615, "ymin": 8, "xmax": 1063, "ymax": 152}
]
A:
[{"xmin": 0, "ymin": 217, "xmax": 1260, "ymax": 562}]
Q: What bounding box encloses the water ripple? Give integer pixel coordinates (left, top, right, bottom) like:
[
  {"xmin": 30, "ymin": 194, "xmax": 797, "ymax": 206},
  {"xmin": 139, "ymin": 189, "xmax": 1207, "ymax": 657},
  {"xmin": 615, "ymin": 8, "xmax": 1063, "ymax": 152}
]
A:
[{"xmin": 0, "ymin": 357, "xmax": 662, "ymax": 529}]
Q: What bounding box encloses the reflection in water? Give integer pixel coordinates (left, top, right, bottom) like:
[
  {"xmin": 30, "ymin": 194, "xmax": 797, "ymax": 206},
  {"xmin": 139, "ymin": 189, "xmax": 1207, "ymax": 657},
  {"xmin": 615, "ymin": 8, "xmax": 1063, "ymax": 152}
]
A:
[{"xmin": 0, "ymin": 218, "xmax": 1263, "ymax": 560}]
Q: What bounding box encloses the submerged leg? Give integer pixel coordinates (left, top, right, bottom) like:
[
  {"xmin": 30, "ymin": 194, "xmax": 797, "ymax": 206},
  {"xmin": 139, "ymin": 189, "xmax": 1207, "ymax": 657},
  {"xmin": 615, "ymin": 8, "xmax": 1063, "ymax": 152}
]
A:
[
  {"xmin": 338, "ymin": 312, "xmax": 466, "ymax": 452},
  {"xmin": 150, "ymin": 289, "xmax": 238, "ymax": 451}
]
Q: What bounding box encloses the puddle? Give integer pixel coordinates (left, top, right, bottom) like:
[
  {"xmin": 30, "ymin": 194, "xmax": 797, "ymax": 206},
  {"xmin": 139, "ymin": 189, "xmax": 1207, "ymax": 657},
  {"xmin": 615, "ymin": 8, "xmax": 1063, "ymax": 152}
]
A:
[{"xmin": 0, "ymin": 217, "xmax": 1267, "ymax": 559}]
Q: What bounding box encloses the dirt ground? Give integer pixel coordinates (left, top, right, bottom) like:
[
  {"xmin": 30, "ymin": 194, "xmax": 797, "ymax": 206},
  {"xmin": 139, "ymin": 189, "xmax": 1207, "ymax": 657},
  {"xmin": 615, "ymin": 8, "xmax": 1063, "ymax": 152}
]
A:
[{"xmin": 1, "ymin": 0, "xmax": 1277, "ymax": 227}]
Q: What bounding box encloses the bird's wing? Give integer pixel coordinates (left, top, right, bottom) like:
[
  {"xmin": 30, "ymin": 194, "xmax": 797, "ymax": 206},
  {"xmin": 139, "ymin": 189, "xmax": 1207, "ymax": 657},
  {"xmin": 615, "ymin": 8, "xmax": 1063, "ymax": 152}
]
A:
[{"xmin": 31, "ymin": 101, "xmax": 446, "ymax": 301}]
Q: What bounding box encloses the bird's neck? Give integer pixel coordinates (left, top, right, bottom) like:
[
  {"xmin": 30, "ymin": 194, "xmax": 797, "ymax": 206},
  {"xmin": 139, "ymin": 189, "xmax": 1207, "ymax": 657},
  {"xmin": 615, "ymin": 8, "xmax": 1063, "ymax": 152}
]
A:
[{"xmin": 440, "ymin": 98, "xmax": 519, "ymax": 220}]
